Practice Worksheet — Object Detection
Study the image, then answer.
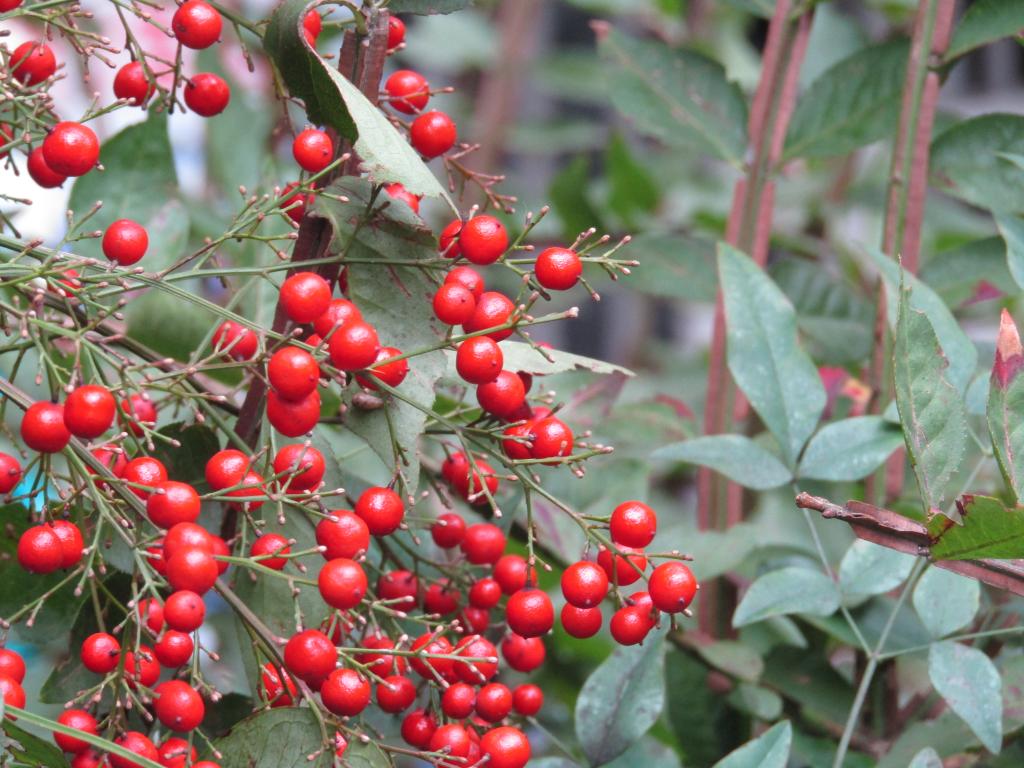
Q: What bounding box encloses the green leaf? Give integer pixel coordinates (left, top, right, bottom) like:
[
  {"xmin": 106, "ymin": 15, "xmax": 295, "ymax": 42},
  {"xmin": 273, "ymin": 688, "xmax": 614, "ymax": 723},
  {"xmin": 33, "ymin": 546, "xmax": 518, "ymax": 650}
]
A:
[
  {"xmin": 597, "ymin": 27, "xmax": 748, "ymax": 164},
  {"xmin": 733, "ymin": 567, "xmax": 840, "ymax": 627},
  {"xmin": 603, "ymin": 737, "xmax": 682, "ymax": 768},
  {"xmin": 712, "ymin": 721, "xmax": 792, "ymax": 768},
  {"xmin": 867, "ymin": 245, "xmax": 977, "ymax": 393},
  {"xmin": 995, "ymin": 212, "xmax": 1024, "ymax": 291},
  {"xmin": 491, "ymin": 341, "xmax": 635, "ymax": 377},
  {"xmin": 947, "ymin": 0, "xmax": 1024, "ymax": 60},
  {"xmin": 606, "ymin": 133, "xmax": 660, "ymax": 225},
  {"xmin": 2, "ymin": 721, "xmax": 71, "ymax": 768},
  {"xmin": 388, "ymin": 0, "xmax": 471, "ymax": 13},
  {"xmin": 717, "ymin": 243, "xmax": 826, "ymax": 466},
  {"xmin": 625, "ymin": 233, "xmax": 717, "ymax": 302},
  {"xmin": 920, "ymin": 236, "xmax": 1014, "ymax": 307},
  {"xmin": 908, "ymin": 747, "xmax": 943, "ymax": 768},
  {"xmin": 838, "ymin": 539, "xmax": 915, "ymax": 598},
  {"xmin": 913, "ymin": 566, "xmax": 980, "ymax": 638},
  {"xmin": 150, "ymin": 422, "xmax": 220, "ymax": 488},
  {"xmin": 549, "ymin": 155, "xmax": 605, "ymax": 242},
  {"xmin": 931, "ymin": 114, "xmax": 1024, "ymax": 214},
  {"xmin": 928, "ymin": 641, "xmax": 1003, "ymax": 754},
  {"xmin": 726, "ymin": 683, "xmax": 783, "ymax": 720},
  {"xmin": 652, "ymin": 435, "xmax": 792, "ymax": 490},
  {"xmin": 665, "ymin": 650, "xmax": 734, "ymax": 765},
  {"xmin": 575, "ymin": 629, "xmax": 667, "ymax": 765},
  {"xmin": 692, "ymin": 640, "xmax": 764, "ymax": 683},
  {"xmin": 893, "ymin": 286, "xmax": 969, "ymax": 513},
  {"xmin": 988, "ymin": 310, "xmax": 1024, "ymax": 503},
  {"xmin": 785, "ymin": 40, "xmax": 908, "ymax": 160},
  {"xmin": 798, "ymin": 416, "xmax": 904, "ymax": 482},
  {"xmin": 312, "ymin": 179, "xmax": 447, "ymax": 491},
  {"xmin": 928, "ymin": 494, "xmax": 1024, "ymax": 560},
  {"xmin": 264, "ymin": 0, "xmax": 448, "ymax": 201}
]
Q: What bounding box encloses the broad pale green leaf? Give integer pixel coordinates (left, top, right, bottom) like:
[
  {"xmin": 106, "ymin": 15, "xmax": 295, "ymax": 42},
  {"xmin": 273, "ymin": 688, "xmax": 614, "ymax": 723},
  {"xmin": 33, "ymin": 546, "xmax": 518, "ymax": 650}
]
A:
[
  {"xmin": 2, "ymin": 721, "xmax": 71, "ymax": 768},
  {"xmin": 488, "ymin": 341, "xmax": 634, "ymax": 377},
  {"xmin": 913, "ymin": 566, "xmax": 980, "ymax": 638},
  {"xmin": 798, "ymin": 416, "xmax": 904, "ymax": 481},
  {"xmin": 718, "ymin": 243, "xmax": 826, "ymax": 466},
  {"xmin": 388, "ymin": 0, "xmax": 471, "ymax": 13},
  {"xmin": 652, "ymin": 434, "xmax": 792, "ymax": 490},
  {"xmin": 893, "ymin": 287, "xmax": 968, "ymax": 513},
  {"xmin": 712, "ymin": 721, "xmax": 791, "ymax": 768},
  {"xmin": 726, "ymin": 683, "xmax": 783, "ymax": 720},
  {"xmin": 908, "ymin": 747, "xmax": 943, "ymax": 768},
  {"xmin": 604, "ymin": 737, "xmax": 682, "ymax": 768},
  {"xmin": 867, "ymin": 245, "xmax": 977, "ymax": 393},
  {"xmin": 626, "ymin": 232, "xmax": 717, "ymax": 302},
  {"xmin": 931, "ymin": 114, "xmax": 1024, "ymax": 214},
  {"xmin": 693, "ymin": 640, "xmax": 764, "ymax": 683},
  {"xmin": 575, "ymin": 629, "xmax": 667, "ymax": 765},
  {"xmin": 733, "ymin": 567, "xmax": 840, "ymax": 627},
  {"xmin": 988, "ymin": 310, "xmax": 1024, "ymax": 503},
  {"xmin": 838, "ymin": 539, "xmax": 915, "ymax": 598},
  {"xmin": 264, "ymin": 0, "xmax": 448, "ymax": 201},
  {"xmin": 947, "ymin": 0, "xmax": 1024, "ymax": 60},
  {"xmin": 598, "ymin": 27, "xmax": 748, "ymax": 164},
  {"xmin": 785, "ymin": 40, "xmax": 908, "ymax": 160},
  {"xmin": 928, "ymin": 494, "xmax": 1024, "ymax": 560},
  {"xmin": 929, "ymin": 641, "xmax": 1003, "ymax": 754},
  {"xmin": 312, "ymin": 179, "xmax": 447, "ymax": 491},
  {"xmin": 769, "ymin": 258, "xmax": 874, "ymax": 365}
]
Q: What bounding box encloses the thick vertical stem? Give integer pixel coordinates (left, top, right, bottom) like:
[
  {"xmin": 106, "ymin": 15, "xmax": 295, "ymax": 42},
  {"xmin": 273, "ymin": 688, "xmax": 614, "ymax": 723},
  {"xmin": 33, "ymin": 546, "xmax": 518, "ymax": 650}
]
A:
[{"xmin": 697, "ymin": 1, "xmax": 813, "ymax": 635}]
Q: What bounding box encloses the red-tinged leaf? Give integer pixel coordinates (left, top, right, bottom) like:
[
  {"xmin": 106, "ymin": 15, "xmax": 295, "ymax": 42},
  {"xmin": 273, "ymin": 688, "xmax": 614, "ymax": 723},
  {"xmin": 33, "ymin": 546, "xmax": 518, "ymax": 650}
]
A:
[
  {"xmin": 929, "ymin": 494, "xmax": 1024, "ymax": 560},
  {"xmin": 988, "ymin": 310, "xmax": 1024, "ymax": 502}
]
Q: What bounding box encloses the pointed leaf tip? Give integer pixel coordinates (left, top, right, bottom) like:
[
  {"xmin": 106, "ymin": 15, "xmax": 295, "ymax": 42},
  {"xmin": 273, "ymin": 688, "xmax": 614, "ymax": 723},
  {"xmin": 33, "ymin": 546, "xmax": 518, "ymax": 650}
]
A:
[{"xmin": 994, "ymin": 309, "xmax": 1024, "ymax": 388}]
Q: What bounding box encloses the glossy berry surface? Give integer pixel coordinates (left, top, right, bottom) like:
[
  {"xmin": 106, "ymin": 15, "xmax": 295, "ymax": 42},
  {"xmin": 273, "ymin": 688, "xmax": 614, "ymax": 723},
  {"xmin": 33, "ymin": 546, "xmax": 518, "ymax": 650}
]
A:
[
  {"xmin": 184, "ymin": 73, "xmax": 230, "ymax": 117},
  {"xmin": 212, "ymin": 321, "xmax": 258, "ymax": 360},
  {"xmin": 355, "ymin": 486, "xmax": 404, "ymax": 536},
  {"xmin": 280, "ymin": 271, "xmax": 331, "ymax": 323},
  {"xmin": 42, "ymin": 122, "xmax": 99, "ymax": 177},
  {"xmin": 328, "ymin": 320, "xmax": 380, "ymax": 371},
  {"xmin": 21, "ymin": 402, "xmax": 70, "ymax": 453},
  {"xmin": 506, "ymin": 588, "xmax": 554, "ymax": 637},
  {"xmin": 11, "ymin": 42, "xmax": 55, "ymax": 85},
  {"xmin": 273, "ymin": 444, "xmax": 325, "ymax": 491},
  {"xmin": 459, "ymin": 215, "xmax": 509, "ymax": 265},
  {"xmin": 609, "ymin": 500, "xmax": 657, "ymax": 548},
  {"xmin": 164, "ymin": 590, "xmax": 205, "ymax": 631},
  {"xmin": 386, "ymin": 15, "xmax": 405, "ymax": 50},
  {"xmin": 63, "ymin": 385, "xmax": 116, "ymax": 438},
  {"xmin": 535, "ymin": 247, "xmax": 582, "ymax": 290},
  {"xmin": 410, "ymin": 110, "xmax": 456, "ymax": 158},
  {"xmin": 318, "ymin": 558, "xmax": 368, "ymax": 609},
  {"xmin": 456, "ymin": 337, "xmax": 503, "ymax": 385},
  {"xmin": 101, "ymin": 219, "xmax": 149, "ymax": 266},
  {"xmin": 284, "ymin": 629, "xmax": 335, "ymax": 682},
  {"xmin": 292, "ymin": 128, "xmax": 333, "ymax": 173},
  {"xmin": 356, "ymin": 346, "xmax": 409, "ymax": 391},
  {"xmin": 316, "ymin": 510, "xmax": 371, "ymax": 559},
  {"xmin": 267, "ymin": 389, "xmax": 321, "ymax": 437},
  {"xmin": 386, "ymin": 70, "xmax": 430, "ymax": 114},
  {"xmin": 647, "ymin": 561, "xmax": 698, "ymax": 613},
  {"xmin": 17, "ymin": 525, "xmax": 63, "ymax": 573},
  {"xmin": 433, "ymin": 283, "xmax": 476, "ymax": 325},
  {"xmin": 113, "ymin": 61, "xmax": 154, "ymax": 105},
  {"xmin": 268, "ymin": 346, "xmax": 319, "ymax": 401},
  {"xmin": 321, "ymin": 668, "xmax": 371, "ymax": 716},
  {"xmin": 561, "ymin": 561, "xmax": 608, "ymax": 608},
  {"xmin": 172, "ymin": 0, "xmax": 222, "ymax": 49},
  {"xmin": 27, "ymin": 147, "xmax": 66, "ymax": 188}
]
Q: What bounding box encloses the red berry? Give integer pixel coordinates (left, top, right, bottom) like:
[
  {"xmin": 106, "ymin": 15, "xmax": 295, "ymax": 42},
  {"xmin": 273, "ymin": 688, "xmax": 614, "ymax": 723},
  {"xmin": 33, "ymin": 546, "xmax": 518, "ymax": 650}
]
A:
[
  {"xmin": 648, "ymin": 561, "xmax": 698, "ymax": 613},
  {"xmin": 11, "ymin": 42, "xmax": 55, "ymax": 85},
  {"xmin": 610, "ymin": 604, "xmax": 655, "ymax": 645},
  {"xmin": 401, "ymin": 709, "xmax": 437, "ymax": 748},
  {"xmin": 502, "ymin": 423, "xmax": 533, "ymax": 461},
  {"xmin": 313, "ymin": 298, "xmax": 361, "ymax": 337},
  {"xmin": 356, "ymin": 633, "xmax": 407, "ymax": 677},
  {"xmin": 386, "ymin": 15, "xmax": 405, "ymax": 50},
  {"xmin": 320, "ymin": 668, "xmax": 370, "ymax": 716},
  {"xmin": 267, "ymin": 389, "xmax": 321, "ymax": 436},
  {"xmin": 0, "ymin": 677, "xmax": 25, "ymax": 714},
  {"xmin": 157, "ymin": 737, "xmax": 196, "ymax": 768},
  {"xmin": 500, "ymin": 633, "xmax": 545, "ymax": 672},
  {"xmin": 446, "ymin": 265, "xmax": 483, "ymax": 298},
  {"xmin": 163, "ymin": 522, "xmax": 213, "ymax": 560},
  {"xmin": 284, "ymin": 629, "xmax": 336, "ymax": 683},
  {"xmin": 481, "ymin": 726, "xmax": 531, "ymax": 768},
  {"xmin": 63, "ymin": 385, "xmax": 116, "ymax": 438},
  {"xmin": 535, "ymin": 247, "xmax": 582, "ymax": 290},
  {"xmin": 609, "ymin": 500, "xmax": 657, "ymax": 548},
  {"xmin": 42, "ymin": 122, "xmax": 99, "ymax": 177},
  {"xmin": 212, "ymin": 320, "xmax": 258, "ymax": 360},
  {"xmin": 136, "ymin": 597, "xmax": 164, "ymax": 634},
  {"xmin": 225, "ymin": 470, "xmax": 265, "ymax": 511},
  {"xmin": 461, "ymin": 523, "xmax": 505, "ymax": 565},
  {"xmin": 459, "ymin": 216, "xmax": 509, "ymax": 266},
  {"xmin": 442, "ymin": 681, "xmax": 476, "ymax": 719},
  {"xmin": 386, "ymin": 70, "xmax": 430, "ymax": 114},
  {"xmin": 439, "ymin": 219, "xmax": 463, "ymax": 258},
  {"xmin": 433, "ymin": 283, "xmax": 476, "ymax": 325},
  {"xmin": 384, "ymin": 182, "xmax": 421, "ymax": 213},
  {"xmin": 260, "ymin": 663, "xmax": 297, "ymax": 707},
  {"xmin": 454, "ymin": 459, "xmax": 499, "ymax": 506},
  {"xmin": 0, "ymin": 650, "xmax": 25, "ymax": 683},
  {"xmin": 49, "ymin": 520, "xmax": 84, "ymax": 569},
  {"xmin": 453, "ymin": 634, "xmax": 498, "ymax": 683},
  {"xmin": 273, "ymin": 444, "xmax": 325, "ymax": 491},
  {"xmin": 109, "ymin": 732, "xmax": 159, "ymax": 768},
  {"xmin": 494, "ymin": 554, "xmax": 531, "ymax": 595},
  {"xmin": 154, "ymin": 680, "xmax": 205, "ymax": 731},
  {"xmin": 431, "ymin": 512, "xmax": 466, "ymax": 549},
  {"xmin": 303, "ymin": 10, "xmax": 322, "ymax": 44},
  {"xmin": 164, "ymin": 590, "xmax": 205, "ymax": 631},
  {"xmin": 155, "ymin": 631, "xmax": 194, "ymax": 668},
  {"xmin": 530, "ymin": 417, "xmax": 574, "ymax": 462},
  {"xmin": 102, "ymin": 219, "xmax": 148, "ymax": 266},
  {"xmin": 463, "ymin": 291, "xmax": 515, "ymax": 341},
  {"xmin": 423, "ymin": 579, "xmax": 460, "ymax": 615},
  {"xmin": 597, "ymin": 545, "xmax": 647, "ymax": 586},
  {"xmin": 410, "ymin": 110, "xmax": 456, "ymax": 158},
  {"xmin": 211, "ymin": 534, "xmax": 231, "ymax": 574},
  {"xmin": 506, "ymin": 588, "xmax": 554, "ymax": 638},
  {"xmin": 409, "ymin": 633, "xmax": 454, "ymax": 680},
  {"xmin": 293, "ymin": 128, "xmax": 333, "ymax": 173},
  {"xmin": 561, "ymin": 561, "xmax": 608, "ymax": 608},
  {"xmin": 476, "ymin": 682, "xmax": 513, "ymax": 722},
  {"xmin": 249, "ymin": 533, "xmax": 290, "ymax": 570},
  {"xmin": 354, "ymin": 486, "xmax": 404, "ymax": 536},
  {"xmin": 27, "ymin": 147, "xmax": 66, "ymax": 188},
  {"xmin": 54, "ymin": 709, "xmax": 98, "ymax": 754},
  {"xmin": 561, "ymin": 604, "xmax": 602, "ymax": 638},
  {"xmin": 456, "ymin": 337, "xmax": 503, "ymax": 385},
  {"xmin": 268, "ymin": 346, "xmax": 319, "ymax": 401},
  {"xmin": 318, "ymin": 558, "xmax": 367, "ymax": 610},
  {"xmin": 316, "ymin": 510, "xmax": 370, "ymax": 559},
  {"xmin": 146, "ymin": 481, "xmax": 201, "ymax": 529},
  {"xmin": 166, "ymin": 547, "xmax": 219, "ymax": 594},
  {"xmin": 0, "ymin": 453, "xmax": 22, "ymax": 494},
  {"xmin": 469, "ymin": 577, "xmax": 502, "ymax": 609},
  {"xmin": 429, "ymin": 724, "xmax": 471, "ymax": 763},
  {"xmin": 113, "ymin": 61, "xmax": 154, "ymax": 105},
  {"xmin": 376, "ymin": 674, "xmax": 416, "ymax": 713},
  {"xmin": 121, "ymin": 456, "xmax": 168, "ymax": 499},
  {"xmin": 477, "ymin": 371, "xmax": 526, "ymax": 420},
  {"xmin": 119, "ymin": 394, "xmax": 157, "ymax": 436},
  {"xmin": 377, "ymin": 570, "xmax": 419, "ymax": 609},
  {"xmin": 123, "ymin": 645, "xmax": 160, "ymax": 688},
  {"xmin": 172, "ymin": 0, "xmax": 222, "ymax": 48},
  {"xmin": 356, "ymin": 346, "xmax": 409, "ymax": 391},
  {"xmin": 205, "ymin": 449, "xmax": 249, "ymax": 490},
  {"xmin": 513, "ymin": 683, "xmax": 543, "ymax": 716},
  {"xmin": 17, "ymin": 525, "xmax": 63, "ymax": 573},
  {"xmin": 328, "ymin": 320, "xmax": 380, "ymax": 371},
  {"xmin": 80, "ymin": 633, "xmax": 120, "ymax": 673},
  {"xmin": 280, "ymin": 271, "xmax": 331, "ymax": 324},
  {"xmin": 184, "ymin": 73, "xmax": 230, "ymax": 117},
  {"xmin": 21, "ymin": 402, "xmax": 71, "ymax": 453}
]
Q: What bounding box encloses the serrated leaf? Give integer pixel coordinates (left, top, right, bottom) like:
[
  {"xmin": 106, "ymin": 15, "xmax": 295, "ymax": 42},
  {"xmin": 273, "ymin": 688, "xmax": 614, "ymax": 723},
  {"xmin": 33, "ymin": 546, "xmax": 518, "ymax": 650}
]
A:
[
  {"xmin": 785, "ymin": 40, "xmax": 908, "ymax": 160},
  {"xmin": 913, "ymin": 567, "xmax": 980, "ymax": 638},
  {"xmin": 929, "ymin": 641, "xmax": 1003, "ymax": 754},
  {"xmin": 995, "ymin": 212, "xmax": 1024, "ymax": 291},
  {"xmin": 718, "ymin": 243, "xmax": 826, "ymax": 466},
  {"xmin": 388, "ymin": 0, "xmax": 471, "ymax": 13},
  {"xmin": 598, "ymin": 27, "xmax": 748, "ymax": 164},
  {"xmin": 733, "ymin": 567, "xmax": 840, "ymax": 627},
  {"xmin": 798, "ymin": 416, "xmax": 904, "ymax": 481},
  {"xmin": 2, "ymin": 721, "xmax": 71, "ymax": 768},
  {"xmin": 947, "ymin": 0, "xmax": 1024, "ymax": 60},
  {"xmin": 931, "ymin": 114, "xmax": 1024, "ymax": 214},
  {"xmin": 893, "ymin": 286, "xmax": 968, "ymax": 513},
  {"xmin": 838, "ymin": 539, "xmax": 915, "ymax": 598},
  {"xmin": 712, "ymin": 721, "xmax": 791, "ymax": 768},
  {"xmin": 264, "ymin": 0, "xmax": 448, "ymax": 201},
  {"xmin": 652, "ymin": 434, "xmax": 792, "ymax": 490},
  {"xmin": 575, "ymin": 629, "xmax": 667, "ymax": 765},
  {"xmin": 311, "ymin": 179, "xmax": 447, "ymax": 491},
  {"xmin": 988, "ymin": 310, "xmax": 1024, "ymax": 503},
  {"xmin": 928, "ymin": 494, "xmax": 1024, "ymax": 560}
]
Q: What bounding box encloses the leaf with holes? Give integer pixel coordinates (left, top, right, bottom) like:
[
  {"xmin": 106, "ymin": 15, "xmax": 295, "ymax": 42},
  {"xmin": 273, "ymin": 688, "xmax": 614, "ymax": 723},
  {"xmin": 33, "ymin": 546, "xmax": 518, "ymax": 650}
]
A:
[{"xmin": 929, "ymin": 641, "xmax": 1003, "ymax": 754}]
